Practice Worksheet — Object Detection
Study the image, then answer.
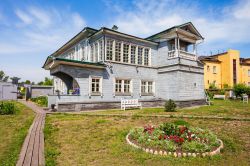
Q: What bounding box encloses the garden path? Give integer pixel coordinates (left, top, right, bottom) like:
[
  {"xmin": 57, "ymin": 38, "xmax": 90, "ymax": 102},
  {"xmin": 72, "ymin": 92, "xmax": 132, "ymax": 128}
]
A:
[{"xmin": 16, "ymin": 101, "xmax": 46, "ymax": 166}]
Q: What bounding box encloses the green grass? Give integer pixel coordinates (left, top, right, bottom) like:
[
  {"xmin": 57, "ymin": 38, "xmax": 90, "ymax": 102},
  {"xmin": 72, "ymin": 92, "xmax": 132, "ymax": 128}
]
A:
[
  {"xmin": 45, "ymin": 114, "xmax": 250, "ymax": 166},
  {"xmin": 0, "ymin": 101, "xmax": 35, "ymax": 166},
  {"xmin": 84, "ymin": 100, "xmax": 250, "ymax": 118}
]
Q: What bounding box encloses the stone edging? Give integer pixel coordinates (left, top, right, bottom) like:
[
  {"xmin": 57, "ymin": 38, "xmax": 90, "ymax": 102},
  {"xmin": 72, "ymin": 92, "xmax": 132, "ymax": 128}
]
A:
[{"xmin": 126, "ymin": 133, "xmax": 223, "ymax": 157}]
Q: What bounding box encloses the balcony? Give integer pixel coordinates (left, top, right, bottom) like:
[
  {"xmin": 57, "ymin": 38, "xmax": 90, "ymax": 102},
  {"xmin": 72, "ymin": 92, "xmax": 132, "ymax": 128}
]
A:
[{"xmin": 168, "ymin": 50, "xmax": 197, "ymax": 61}]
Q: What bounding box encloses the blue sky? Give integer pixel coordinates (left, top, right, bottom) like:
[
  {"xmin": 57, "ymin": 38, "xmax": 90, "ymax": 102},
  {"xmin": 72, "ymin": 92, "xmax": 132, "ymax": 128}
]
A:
[{"xmin": 0, "ymin": 0, "xmax": 250, "ymax": 82}]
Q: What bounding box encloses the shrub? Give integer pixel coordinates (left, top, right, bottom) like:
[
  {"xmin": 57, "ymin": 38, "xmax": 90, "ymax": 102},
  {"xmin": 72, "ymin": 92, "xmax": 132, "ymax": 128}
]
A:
[
  {"xmin": 31, "ymin": 96, "xmax": 48, "ymax": 107},
  {"xmin": 233, "ymin": 83, "xmax": 250, "ymax": 97},
  {"xmin": 0, "ymin": 102, "xmax": 18, "ymax": 115},
  {"xmin": 164, "ymin": 99, "xmax": 176, "ymax": 112},
  {"xmin": 209, "ymin": 83, "xmax": 217, "ymax": 90}
]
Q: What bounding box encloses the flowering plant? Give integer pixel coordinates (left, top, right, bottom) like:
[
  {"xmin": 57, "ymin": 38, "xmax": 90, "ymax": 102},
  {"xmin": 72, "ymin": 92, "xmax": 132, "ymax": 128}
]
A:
[{"xmin": 129, "ymin": 121, "xmax": 220, "ymax": 153}]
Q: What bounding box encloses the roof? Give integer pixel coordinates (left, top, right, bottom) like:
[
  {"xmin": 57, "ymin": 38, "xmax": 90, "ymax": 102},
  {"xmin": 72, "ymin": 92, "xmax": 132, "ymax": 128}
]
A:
[
  {"xmin": 42, "ymin": 56, "xmax": 105, "ymax": 69},
  {"xmin": 198, "ymin": 56, "xmax": 221, "ymax": 63},
  {"xmin": 240, "ymin": 58, "xmax": 250, "ymax": 66},
  {"xmin": 145, "ymin": 22, "xmax": 204, "ymax": 40}
]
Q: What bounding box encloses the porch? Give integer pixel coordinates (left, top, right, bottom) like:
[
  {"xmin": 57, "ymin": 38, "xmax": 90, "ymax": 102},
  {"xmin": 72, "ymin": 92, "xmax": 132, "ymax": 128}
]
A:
[{"xmin": 167, "ymin": 34, "xmax": 198, "ymax": 61}]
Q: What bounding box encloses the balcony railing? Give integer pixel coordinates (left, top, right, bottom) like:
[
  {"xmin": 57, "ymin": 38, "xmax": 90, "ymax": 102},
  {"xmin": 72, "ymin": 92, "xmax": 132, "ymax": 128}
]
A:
[{"xmin": 168, "ymin": 50, "xmax": 197, "ymax": 61}]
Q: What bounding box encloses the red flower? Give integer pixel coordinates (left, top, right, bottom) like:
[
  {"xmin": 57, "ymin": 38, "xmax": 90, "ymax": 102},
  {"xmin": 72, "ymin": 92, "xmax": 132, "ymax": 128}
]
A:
[{"xmin": 164, "ymin": 135, "xmax": 167, "ymax": 139}]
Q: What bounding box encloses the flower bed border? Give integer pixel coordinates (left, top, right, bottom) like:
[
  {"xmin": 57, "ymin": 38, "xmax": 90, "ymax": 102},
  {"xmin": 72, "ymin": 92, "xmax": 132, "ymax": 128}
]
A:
[{"xmin": 126, "ymin": 133, "xmax": 223, "ymax": 157}]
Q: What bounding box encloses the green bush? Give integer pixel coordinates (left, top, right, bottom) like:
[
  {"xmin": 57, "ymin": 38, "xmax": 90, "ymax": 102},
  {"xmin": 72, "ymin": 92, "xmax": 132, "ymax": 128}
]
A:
[
  {"xmin": 233, "ymin": 83, "xmax": 250, "ymax": 97},
  {"xmin": 164, "ymin": 99, "xmax": 176, "ymax": 112},
  {"xmin": 31, "ymin": 96, "xmax": 48, "ymax": 107},
  {"xmin": 0, "ymin": 102, "xmax": 18, "ymax": 115}
]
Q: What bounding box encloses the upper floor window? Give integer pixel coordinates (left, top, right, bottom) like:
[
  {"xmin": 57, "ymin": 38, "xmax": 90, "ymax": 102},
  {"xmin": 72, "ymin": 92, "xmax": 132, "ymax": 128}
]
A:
[
  {"xmin": 90, "ymin": 44, "xmax": 94, "ymax": 62},
  {"xmin": 94, "ymin": 42, "xmax": 98, "ymax": 62},
  {"xmin": 115, "ymin": 79, "xmax": 131, "ymax": 95},
  {"xmin": 213, "ymin": 66, "xmax": 216, "ymax": 74},
  {"xmin": 115, "ymin": 42, "xmax": 122, "ymax": 62},
  {"xmin": 99, "ymin": 40, "xmax": 103, "ymax": 61},
  {"xmin": 138, "ymin": 47, "xmax": 143, "ymax": 65},
  {"xmin": 81, "ymin": 43, "xmax": 85, "ymax": 61},
  {"xmin": 106, "ymin": 39, "xmax": 114, "ymax": 60},
  {"xmin": 144, "ymin": 48, "xmax": 149, "ymax": 66},
  {"xmin": 141, "ymin": 81, "xmax": 154, "ymax": 95},
  {"xmin": 123, "ymin": 43, "xmax": 129, "ymax": 63},
  {"xmin": 248, "ymin": 70, "xmax": 250, "ymax": 77},
  {"xmin": 207, "ymin": 65, "xmax": 210, "ymax": 72},
  {"xmin": 130, "ymin": 45, "xmax": 136, "ymax": 64}
]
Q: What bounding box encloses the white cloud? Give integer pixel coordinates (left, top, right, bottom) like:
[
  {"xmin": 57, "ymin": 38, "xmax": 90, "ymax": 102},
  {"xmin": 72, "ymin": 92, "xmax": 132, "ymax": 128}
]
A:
[
  {"xmin": 15, "ymin": 9, "xmax": 33, "ymax": 24},
  {"xmin": 0, "ymin": 6, "xmax": 86, "ymax": 82},
  {"xmin": 107, "ymin": 0, "xmax": 250, "ymax": 54}
]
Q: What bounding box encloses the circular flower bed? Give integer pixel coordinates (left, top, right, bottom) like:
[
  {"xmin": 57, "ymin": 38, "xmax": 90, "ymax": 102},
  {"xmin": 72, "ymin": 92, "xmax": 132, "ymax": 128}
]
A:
[{"xmin": 127, "ymin": 122, "xmax": 223, "ymax": 157}]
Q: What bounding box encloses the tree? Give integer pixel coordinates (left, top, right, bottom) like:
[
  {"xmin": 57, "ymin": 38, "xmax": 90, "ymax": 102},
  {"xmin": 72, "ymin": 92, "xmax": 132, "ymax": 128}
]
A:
[
  {"xmin": 37, "ymin": 77, "xmax": 53, "ymax": 86},
  {"xmin": 44, "ymin": 77, "xmax": 53, "ymax": 86},
  {"xmin": 25, "ymin": 80, "xmax": 31, "ymax": 84},
  {"xmin": 233, "ymin": 83, "xmax": 250, "ymax": 97},
  {"xmin": 10, "ymin": 77, "xmax": 20, "ymax": 84},
  {"xmin": 0, "ymin": 70, "xmax": 9, "ymax": 82}
]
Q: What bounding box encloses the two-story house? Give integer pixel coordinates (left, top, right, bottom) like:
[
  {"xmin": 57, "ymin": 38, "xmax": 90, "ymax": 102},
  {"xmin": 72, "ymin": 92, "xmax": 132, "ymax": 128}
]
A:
[{"xmin": 43, "ymin": 22, "xmax": 206, "ymax": 111}]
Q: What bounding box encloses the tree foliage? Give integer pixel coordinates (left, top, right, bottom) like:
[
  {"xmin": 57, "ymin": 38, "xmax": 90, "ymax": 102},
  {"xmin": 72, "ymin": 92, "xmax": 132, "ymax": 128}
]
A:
[
  {"xmin": 0, "ymin": 70, "xmax": 9, "ymax": 82},
  {"xmin": 38, "ymin": 77, "xmax": 53, "ymax": 86},
  {"xmin": 233, "ymin": 83, "xmax": 250, "ymax": 97}
]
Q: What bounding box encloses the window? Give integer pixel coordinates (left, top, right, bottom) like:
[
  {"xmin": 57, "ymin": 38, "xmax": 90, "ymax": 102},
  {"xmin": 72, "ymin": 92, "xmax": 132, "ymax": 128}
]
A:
[
  {"xmin": 99, "ymin": 40, "xmax": 103, "ymax": 61},
  {"xmin": 213, "ymin": 66, "xmax": 217, "ymax": 74},
  {"xmin": 94, "ymin": 42, "xmax": 98, "ymax": 62},
  {"xmin": 81, "ymin": 43, "xmax": 85, "ymax": 61},
  {"xmin": 248, "ymin": 70, "xmax": 250, "ymax": 77},
  {"xmin": 90, "ymin": 44, "xmax": 94, "ymax": 62},
  {"xmin": 106, "ymin": 39, "xmax": 114, "ymax": 60},
  {"xmin": 138, "ymin": 47, "xmax": 143, "ymax": 65},
  {"xmin": 130, "ymin": 45, "xmax": 136, "ymax": 64},
  {"xmin": 207, "ymin": 80, "xmax": 210, "ymax": 84},
  {"xmin": 123, "ymin": 43, "xmax": 129, "ymax": 63},
  {"xmin": 233, "ymin": 59, "xmax": 237, "ymax": 85},
  {"xmin": 144, "ymin": 48, "xmax": 149, "ymax": 66},
  {"xmin": 207, "ymin": 65, "xmax": 210, "ymax": 72},
  {"xmin": 115, "ymin": 42, "xmax": 121, "ymax": 62},
  {"xmin": 124, "ymin": 80, "xmax": 130, "ymax": 93},
  {"xmin": 115, "ymin": 80, "xmax": 122, "ymax": 93},
  {"xmin": 141, "ymin": 81, "xmax": 154, "ymax": 95},
  {"xmin": 115, "ymin": 79, "xmax": 131, "ymax": 94},
  {"xmin": 248, "ymin": 82, "xmax": 250, "ymax": 87},
  {"xmin": 91, "ymin": 77, "xmax": 102, "ymax": 94}
]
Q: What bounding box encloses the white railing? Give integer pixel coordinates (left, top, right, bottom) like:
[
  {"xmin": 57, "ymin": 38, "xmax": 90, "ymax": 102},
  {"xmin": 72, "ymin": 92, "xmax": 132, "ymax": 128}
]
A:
[{"xmin": 168, "ymin": 50, "xmax": 197, "ymax": 61}]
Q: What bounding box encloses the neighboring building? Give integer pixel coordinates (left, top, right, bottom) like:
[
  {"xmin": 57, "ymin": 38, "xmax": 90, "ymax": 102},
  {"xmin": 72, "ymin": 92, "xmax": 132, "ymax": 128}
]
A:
[
  {"xmin": 199, "ymin": 49, "xmax": 250, "ymax": 89},
  {"xmin": 0, "ymin": 81, "xmax": 17, "ymax": 100},
  {"xmin": 43, "ymin": 22, "xmax": 206, "ymax": 111},
  {"xmin": 26, "ymin": 85, "xmax": 54, "ymax": 99}
]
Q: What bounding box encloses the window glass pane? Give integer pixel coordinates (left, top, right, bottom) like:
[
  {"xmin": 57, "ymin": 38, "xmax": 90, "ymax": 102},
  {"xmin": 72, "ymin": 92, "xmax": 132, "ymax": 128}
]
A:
[
  {"xmin": 144, "ymin": 48, "xmax": 149, "ymax": 66},
  {"xmin": 106, "ymin": 39, "xmax": 113, "ymax": 60},
  {"xmin": 123, "ymin": 44, "xmax": 129, "ymax": 63},
  {"xmin": 138, "ymin": 47, "xmax": 143, "ymax": 65},
  {"xmin": 148, "ymin": 82, "xmax": 153, "ymax": 93},
  {"xmin": 130, "ymin": 45, "xmax": 136, "ymax": 64},
  {"xmin": 115, "ymin": 80, "xmax": 122, "ymax": 92},
  {"xmin": 124, "ymin": 80, "xmax": 130, "ymax": 93},
  {"xmin": 94, "ymin": 42, "xmax": 98, "ymax": 62},
  {"xmin": 99, "ymin": 40, "xmax": 103, "ymax": 61},
  {"xmin": 141, "ymin": 81, "xmax": 146, "ymax": 93},
  {"xmin": 90, "ymin": 44, "xmax": 94, "ymax": 62},
  {"xmin": 91, "ymin": 78, "xmax": 100, "ymax": 93},
  {"xmin": 115, "ymin": 42, "xmax": 121, "ymax": 62}
]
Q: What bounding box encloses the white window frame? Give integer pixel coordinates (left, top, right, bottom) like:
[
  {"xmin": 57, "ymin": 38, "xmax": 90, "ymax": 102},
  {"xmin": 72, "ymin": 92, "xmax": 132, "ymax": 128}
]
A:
[
  {"xmin": 114, "ymin": 78, "xmax": 132, "ymax": 96},
  {"xmin": 140, "ymin": 80, "xmax": 155, "ymax": 96},
  {"xmin": 89, "ymin": 76, "xmax": 103, "ymax": 96},
  {"xmin": 213, "ymin": 66, "xmax": 217, "ymax": 74}
]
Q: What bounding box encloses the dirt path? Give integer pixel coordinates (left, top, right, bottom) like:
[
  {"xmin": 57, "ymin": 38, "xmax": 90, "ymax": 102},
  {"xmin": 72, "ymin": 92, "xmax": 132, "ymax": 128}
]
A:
[{"xmin": 16, "ymin": 101, "xmax": 46, "ymax": 166}]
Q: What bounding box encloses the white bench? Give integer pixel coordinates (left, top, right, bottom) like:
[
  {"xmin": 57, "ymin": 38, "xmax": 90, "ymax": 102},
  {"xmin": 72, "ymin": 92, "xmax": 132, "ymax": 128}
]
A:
[
  {"xmin": 213, "ymin": 95, "xmax": 226, "ymax": 100},
  {"xmin": 121, "ymin": 99, "xmax": 142, "ymax": 110}
]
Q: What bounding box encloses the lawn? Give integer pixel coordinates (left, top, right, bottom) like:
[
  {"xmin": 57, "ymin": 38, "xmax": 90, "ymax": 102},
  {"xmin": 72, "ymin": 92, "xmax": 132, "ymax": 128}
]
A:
[
  {"xmin": 0, "ymin": 101, "xmax": 35, "ymax": 166},
  {"xmin": 45, "ymin": 114, "xmax": 250, "ymax": 166},
  {"xmin": 84, "ymin": 100, "xmax": 250, "ymax": 119}
]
